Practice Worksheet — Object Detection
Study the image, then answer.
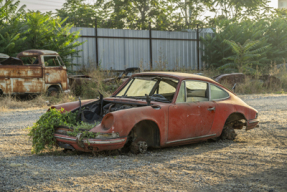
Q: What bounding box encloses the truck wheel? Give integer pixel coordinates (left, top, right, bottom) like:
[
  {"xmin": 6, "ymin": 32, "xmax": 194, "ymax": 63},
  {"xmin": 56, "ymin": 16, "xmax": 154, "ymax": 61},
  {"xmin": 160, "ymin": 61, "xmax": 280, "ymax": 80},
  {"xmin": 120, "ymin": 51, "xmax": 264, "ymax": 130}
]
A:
[
  {"xmin": 47, "ymin": 87, "xmax": 59, "ymax": 97},
  {"xmin": 130, "ymin": 139, "xmax": 148, "ymax": 154},
  {"xmin": 220, "ymin": 125, "xmax": 237, "ymax": 140}
]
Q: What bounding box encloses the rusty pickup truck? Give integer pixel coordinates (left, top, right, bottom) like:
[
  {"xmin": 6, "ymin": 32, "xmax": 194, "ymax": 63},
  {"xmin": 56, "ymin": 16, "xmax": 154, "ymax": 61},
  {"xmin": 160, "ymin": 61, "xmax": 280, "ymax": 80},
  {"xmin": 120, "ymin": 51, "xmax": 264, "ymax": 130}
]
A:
[{"xmin": 0, "ymin": 50, "xmax": 69, "ymax": 96}]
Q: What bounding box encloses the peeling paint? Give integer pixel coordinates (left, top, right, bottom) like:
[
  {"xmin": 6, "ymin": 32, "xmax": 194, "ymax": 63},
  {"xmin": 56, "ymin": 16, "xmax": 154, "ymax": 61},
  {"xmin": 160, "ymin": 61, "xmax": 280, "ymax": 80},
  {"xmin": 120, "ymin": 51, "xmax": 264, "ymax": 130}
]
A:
[{"xmin": 0, "ymin": 50, "xmax": 68, "ymax": 95}]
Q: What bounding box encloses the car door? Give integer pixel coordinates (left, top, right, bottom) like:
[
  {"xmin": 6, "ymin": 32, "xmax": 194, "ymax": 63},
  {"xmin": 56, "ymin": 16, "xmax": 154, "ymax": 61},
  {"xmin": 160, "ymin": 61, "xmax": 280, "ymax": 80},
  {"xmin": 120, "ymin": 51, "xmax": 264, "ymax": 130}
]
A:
[
  {"xmin": 11, "ymin": 56, "xmax": 43, "ymax": 94},
  {"xmin": 167, "ymin": 80, "xmax": 216, "ymax": 143},
  {"xmin": 43, "ymin": 55, "xmax": 68, "ymax": 90}
]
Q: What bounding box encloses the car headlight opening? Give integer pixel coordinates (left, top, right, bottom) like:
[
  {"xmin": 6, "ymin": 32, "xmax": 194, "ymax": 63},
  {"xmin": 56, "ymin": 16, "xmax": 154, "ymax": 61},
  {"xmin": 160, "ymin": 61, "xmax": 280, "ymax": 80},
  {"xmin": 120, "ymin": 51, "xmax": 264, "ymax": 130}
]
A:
[{"xmin": 102, "ymin": 114, "xmax": 114, "ymax": 130}]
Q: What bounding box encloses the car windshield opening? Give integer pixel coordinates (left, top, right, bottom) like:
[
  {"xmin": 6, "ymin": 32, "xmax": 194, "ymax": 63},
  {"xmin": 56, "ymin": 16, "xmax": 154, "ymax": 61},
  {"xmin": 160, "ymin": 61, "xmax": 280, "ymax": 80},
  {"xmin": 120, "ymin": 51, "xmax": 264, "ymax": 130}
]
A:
[{"xmin": 116, "ymin": 76, "xmax": 179, "ymax": 103}]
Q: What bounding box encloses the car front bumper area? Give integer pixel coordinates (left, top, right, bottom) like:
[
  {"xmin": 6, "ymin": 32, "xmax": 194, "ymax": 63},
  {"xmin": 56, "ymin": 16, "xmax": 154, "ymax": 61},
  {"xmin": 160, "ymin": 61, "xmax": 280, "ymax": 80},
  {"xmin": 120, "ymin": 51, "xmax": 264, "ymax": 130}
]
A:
[
  {"xmin": 54, "ymin": 134, "xmax": 127, "ymax": 152},
  {"xmin": 246, "ymin": 119, "xmax": 259, "ymax": 130}
]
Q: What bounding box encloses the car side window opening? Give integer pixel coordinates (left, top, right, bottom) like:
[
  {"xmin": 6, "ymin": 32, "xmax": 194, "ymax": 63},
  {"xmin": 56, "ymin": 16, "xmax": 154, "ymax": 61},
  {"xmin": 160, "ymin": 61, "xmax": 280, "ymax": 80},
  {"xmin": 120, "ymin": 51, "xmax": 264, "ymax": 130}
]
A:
[
  {"xmin": 20, "ymin": 56, "xmax": 39, "ymax": 65},
  {"xmin": 185, "ymin": 80, "xmax": 209, "ymax": 102},
  {"xmin": 44, "ymin": 56, "xmax": 61, "ymax": 67},
  {"xmin": 210, "ymin": 84, "xmax": 229, "ymax": 100},
  {"xmin": 176, "ymin": 81, "xmax": 186, "ymax": 103},
  {"xmin": 157, "ymin": 81, "xmax": 176, "ymax": 94}
]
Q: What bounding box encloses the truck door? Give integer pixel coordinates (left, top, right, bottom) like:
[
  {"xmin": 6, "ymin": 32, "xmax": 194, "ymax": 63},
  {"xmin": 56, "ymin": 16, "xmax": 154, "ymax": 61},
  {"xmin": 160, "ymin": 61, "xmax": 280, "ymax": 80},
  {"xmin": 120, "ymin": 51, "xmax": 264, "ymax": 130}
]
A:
[
  {"xmin": 43, "ymin": 56, "xmax": 68, "ymax": 91},
  {"xmin": 0, "ymin": 56, "xmax": 43, "ymax": 94}
]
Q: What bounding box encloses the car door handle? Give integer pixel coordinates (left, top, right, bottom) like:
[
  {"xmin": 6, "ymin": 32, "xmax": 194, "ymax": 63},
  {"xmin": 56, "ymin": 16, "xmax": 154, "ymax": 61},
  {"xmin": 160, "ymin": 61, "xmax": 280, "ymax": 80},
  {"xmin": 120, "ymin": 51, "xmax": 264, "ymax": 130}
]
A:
[{"xmin": 207, "ymin": 107, "xmax": 215, "ymax": 111}]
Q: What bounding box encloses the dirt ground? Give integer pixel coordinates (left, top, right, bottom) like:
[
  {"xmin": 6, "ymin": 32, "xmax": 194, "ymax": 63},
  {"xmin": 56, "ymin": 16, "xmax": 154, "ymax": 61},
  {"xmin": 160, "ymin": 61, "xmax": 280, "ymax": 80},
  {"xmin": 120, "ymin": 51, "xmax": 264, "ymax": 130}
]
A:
[{"xmin": 0, "ymin": 95, "xmax": 286, "ymax": 191}]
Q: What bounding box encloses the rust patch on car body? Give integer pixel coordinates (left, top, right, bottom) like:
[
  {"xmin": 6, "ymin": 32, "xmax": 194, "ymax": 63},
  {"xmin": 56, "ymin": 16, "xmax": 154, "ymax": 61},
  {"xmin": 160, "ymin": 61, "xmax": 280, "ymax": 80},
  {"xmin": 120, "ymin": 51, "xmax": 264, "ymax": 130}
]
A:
[{"xmin": 0, "ymin": 50, "xmax": 68, "ymax": 95}]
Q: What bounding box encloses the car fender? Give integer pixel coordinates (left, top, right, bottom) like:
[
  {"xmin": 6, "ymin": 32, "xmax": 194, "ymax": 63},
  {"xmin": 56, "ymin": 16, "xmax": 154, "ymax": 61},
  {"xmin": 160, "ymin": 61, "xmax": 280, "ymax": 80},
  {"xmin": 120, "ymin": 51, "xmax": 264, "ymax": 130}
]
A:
[
  {"xmin": 51, "ymin": 99, "xmax": 98, "ymax": 112},
  {"xmin": 91, "ymin": 105, "xmax": 170, "ymax": 146}
]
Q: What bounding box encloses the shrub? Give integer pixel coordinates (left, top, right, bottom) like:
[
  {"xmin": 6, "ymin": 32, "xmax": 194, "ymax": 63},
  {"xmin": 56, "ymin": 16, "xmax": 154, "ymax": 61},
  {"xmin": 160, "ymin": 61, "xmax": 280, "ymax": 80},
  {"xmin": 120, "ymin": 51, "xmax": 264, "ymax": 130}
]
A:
[{"xmin": 27, "ymin": 108, "xmax": 98, "ymax": 154}]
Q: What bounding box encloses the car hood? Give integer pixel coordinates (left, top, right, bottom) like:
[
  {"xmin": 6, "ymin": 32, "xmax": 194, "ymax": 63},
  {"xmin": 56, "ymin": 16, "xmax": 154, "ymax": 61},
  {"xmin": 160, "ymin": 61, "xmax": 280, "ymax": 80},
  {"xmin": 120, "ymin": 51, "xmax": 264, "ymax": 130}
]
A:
[{"xmin": 104, "ymin": 97, "xmax": 170, "ymax": 106}]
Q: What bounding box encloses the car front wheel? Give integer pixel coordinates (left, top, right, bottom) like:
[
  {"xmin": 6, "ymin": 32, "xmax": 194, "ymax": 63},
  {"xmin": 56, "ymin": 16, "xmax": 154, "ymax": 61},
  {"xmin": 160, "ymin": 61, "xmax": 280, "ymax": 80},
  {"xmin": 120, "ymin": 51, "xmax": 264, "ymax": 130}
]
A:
[{"xmin": 130, "ymin": 139, "xmax": 148, "ymax": 154}]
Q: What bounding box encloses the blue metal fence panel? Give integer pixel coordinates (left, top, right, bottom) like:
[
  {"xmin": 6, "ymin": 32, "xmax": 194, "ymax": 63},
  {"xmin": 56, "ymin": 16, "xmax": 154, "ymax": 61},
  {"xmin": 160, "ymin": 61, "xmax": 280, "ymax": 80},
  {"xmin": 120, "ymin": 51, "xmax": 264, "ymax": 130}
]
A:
[{"xmin": 70, "ymin": 27, "xmax": 213, "ymax": 71}]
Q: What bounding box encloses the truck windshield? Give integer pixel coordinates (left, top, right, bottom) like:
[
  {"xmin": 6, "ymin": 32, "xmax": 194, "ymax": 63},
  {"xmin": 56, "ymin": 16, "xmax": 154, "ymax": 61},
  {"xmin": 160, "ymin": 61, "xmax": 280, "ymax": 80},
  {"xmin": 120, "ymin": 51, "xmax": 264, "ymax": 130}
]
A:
[
  {"xmin": 44, "ymin": 56, "xmax": 62, "ymax": 66},
  {"xmin": 115, "ymin": 76, "xmax": 178, "ymax": 103}
]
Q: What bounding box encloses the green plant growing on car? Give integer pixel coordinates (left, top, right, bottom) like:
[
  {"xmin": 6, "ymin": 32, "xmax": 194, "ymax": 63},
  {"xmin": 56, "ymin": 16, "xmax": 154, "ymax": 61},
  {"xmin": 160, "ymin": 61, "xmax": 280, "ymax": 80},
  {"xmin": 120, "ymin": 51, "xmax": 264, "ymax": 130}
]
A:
[{"xmin": 28, "ymin": 108, "xmax": 99, "ymax": 154}]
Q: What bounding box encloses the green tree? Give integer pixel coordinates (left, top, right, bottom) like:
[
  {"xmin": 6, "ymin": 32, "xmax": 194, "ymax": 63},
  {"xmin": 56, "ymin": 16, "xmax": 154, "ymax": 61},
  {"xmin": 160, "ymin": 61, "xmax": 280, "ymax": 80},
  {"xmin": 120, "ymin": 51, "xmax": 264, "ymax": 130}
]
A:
[
  {"xmin": 172, "ymin": 0, "xmax": 213, "ymax": 29},
  {"xmin": 0, "ymin": 0, "xmax": 26, "ymax": 55},
  {"xmin": 201, "ymin": 18, "xmax": 270, "ymax": 70},
  {"xmin": 202, "ymin": 12, "xmax": 287, "ymax": 72},
  {"xmin": 23, "ymin": 11, "xmax": 83, "ymax": 65},
  {"xmin": 219, "ymin": 39, "xmax": 270, "ymax": 73},
  {"xmin": 56, "ymin": 0, "xmax": 109, "ymax": 27},
  {"xmin": 0, "ymin": 0, "xmax": 25, "ymax": 23},
  {"xmin": 210, "ymin": 0, "xmax": 269, "ymax": 19},
  {"xmin": 106, "ymin": 0, "xmax": 178, "ymax": 30}
]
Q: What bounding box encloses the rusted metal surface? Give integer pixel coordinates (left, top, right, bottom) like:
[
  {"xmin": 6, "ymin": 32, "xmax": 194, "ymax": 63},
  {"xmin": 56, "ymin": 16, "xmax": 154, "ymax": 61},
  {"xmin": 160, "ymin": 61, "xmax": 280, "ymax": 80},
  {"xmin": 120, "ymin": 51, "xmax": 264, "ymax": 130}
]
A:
[
  {"xmin": 0, "ymin": 53, "xmax": 9, "ymax": 59},
  {"xmin": 214, "ymin": 73, "xmax": 245, "ymax": 85},
  {"xmin": 52, "ymin": 72, "xmax": 259, "ymax": 153},
  {"xmin": 17, "ymin": 49, "xmax": 59, "ymax": 57},
  {"xmin": 0, "ymin": 50, "xmax": 68, "ymax": 95},
  {"xmin": 0, "ymin": 57, "xmax": 23, "ymax": 65},
  {"xmin": 214, "ymin": 73, "xmax": 281, "ymax": 88}
]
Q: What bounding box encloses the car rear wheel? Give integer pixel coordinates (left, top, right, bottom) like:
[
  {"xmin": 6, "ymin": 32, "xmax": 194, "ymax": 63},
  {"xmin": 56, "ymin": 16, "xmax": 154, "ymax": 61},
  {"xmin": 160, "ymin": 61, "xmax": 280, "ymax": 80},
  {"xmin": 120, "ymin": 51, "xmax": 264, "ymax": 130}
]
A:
[
  {"xmin": 47, "ymin": 87, "xmax": 59, "ymax": 97},
  {"xmin": 220, "ymin": 125, "xmax": 237, "ymax": 140}
]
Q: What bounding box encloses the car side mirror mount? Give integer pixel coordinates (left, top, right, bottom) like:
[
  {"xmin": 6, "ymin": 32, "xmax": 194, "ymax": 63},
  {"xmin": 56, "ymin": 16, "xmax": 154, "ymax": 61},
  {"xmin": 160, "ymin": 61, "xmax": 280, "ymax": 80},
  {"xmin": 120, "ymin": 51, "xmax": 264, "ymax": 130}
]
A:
[
  {"xmin": 145, "ymin": 94, "xmax": 151, "ymax": 106},
  {"xmin": 232, "ymin": 83, "xmax": 236, "ymax": 93}
]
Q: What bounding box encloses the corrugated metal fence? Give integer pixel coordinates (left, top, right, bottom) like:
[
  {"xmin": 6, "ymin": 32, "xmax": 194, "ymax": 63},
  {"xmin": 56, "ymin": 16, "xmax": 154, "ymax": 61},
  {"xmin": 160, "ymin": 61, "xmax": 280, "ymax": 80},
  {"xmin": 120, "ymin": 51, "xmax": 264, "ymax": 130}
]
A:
[{"xmin": 70, "ymin": 27, "xmax": 213, "ymax": 71}]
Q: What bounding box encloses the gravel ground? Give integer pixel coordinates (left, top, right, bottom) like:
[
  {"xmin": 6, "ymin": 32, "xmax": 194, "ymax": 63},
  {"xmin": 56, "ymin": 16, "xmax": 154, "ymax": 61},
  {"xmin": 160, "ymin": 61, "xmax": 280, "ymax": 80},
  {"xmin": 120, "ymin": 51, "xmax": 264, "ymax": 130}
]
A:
[{"xmin": 0, "ymin": 95, "xmax": 286, "ymax": 191}]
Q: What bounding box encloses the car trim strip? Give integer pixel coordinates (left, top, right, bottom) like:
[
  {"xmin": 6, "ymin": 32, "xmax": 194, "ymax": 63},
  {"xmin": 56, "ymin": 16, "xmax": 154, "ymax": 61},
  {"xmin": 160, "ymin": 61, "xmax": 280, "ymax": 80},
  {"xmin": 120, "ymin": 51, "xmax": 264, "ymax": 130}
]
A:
[
  {"xmin": 83, "ymin": 139, "xmax": 126, "ymax": 144},
  {"xmin": 166, "ymin": 134, "xmax": 216, "ymax": 144},
  {"xmin": 55, "ymin": 135, "xmax": 126, "ymax": 144},
  {"xmin": 55, "ymin": 136, "xmax": 76, "ymax": 141},
  {"xmin": 248, "ymin": 119, "xmax": 259, "ymax": 124}
]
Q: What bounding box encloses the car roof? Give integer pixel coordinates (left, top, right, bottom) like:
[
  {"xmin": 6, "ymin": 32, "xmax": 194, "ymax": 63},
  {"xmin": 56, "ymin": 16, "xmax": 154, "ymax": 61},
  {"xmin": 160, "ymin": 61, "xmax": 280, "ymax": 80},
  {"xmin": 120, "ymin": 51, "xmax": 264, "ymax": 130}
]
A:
[
  {"xmin": 0, "ymin": 53, "xmax": 9, "ymax": 58},
  {"xmin": 17, "ymin": 50, "xmax": 59, "ymax": 57},
  {"xmin": 132, "ymin": 71, "xmax": 217, "ymax": 83}
]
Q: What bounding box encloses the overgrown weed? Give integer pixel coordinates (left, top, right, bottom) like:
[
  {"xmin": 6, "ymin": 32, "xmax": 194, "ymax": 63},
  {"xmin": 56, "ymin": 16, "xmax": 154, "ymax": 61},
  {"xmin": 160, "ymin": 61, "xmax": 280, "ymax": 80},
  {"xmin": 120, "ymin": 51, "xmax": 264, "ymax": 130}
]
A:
[
  {"xmin": 0, "ymin": 93, "xmax": 77, "ymax": 112},
  {"xmin": 73, "ymin": 66, "xmax": 119, "ymax": 99},
  {"xmin": 220, "ymin": 63, "xmax": 287, "ymax": 94}
]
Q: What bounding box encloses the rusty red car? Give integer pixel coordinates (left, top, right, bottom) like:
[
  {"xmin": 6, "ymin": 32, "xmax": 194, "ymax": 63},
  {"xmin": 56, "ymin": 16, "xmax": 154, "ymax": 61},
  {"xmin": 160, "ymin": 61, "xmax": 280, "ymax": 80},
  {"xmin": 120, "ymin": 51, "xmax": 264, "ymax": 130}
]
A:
[{"xmin": 52, "ymin": 72, "xmax": 259, "ymax": 154}]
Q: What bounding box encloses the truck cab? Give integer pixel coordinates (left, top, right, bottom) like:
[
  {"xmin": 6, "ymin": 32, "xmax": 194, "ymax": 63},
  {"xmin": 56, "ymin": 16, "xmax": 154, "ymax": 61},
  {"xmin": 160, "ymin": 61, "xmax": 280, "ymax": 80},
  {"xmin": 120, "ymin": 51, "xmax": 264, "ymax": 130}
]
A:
[{"xmin": 0, "ymin": 50, "xmax": 68, "ymax": 96}]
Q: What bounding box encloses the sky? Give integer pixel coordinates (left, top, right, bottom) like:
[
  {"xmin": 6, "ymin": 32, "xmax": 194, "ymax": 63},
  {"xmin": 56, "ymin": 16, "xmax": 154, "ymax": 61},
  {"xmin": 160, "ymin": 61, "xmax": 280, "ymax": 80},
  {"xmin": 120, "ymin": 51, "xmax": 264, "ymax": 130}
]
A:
[{"xmin": 19, "ymin": 0, "xmax": 278, "ymax": 12}]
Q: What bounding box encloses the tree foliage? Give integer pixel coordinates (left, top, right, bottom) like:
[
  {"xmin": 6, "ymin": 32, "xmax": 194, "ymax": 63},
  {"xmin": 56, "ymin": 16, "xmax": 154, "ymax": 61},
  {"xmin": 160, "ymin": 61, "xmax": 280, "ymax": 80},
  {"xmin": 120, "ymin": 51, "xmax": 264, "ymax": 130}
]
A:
[
  {"xmin": 54, "ymin": 0, "xmax": 271, "ymax": 30},
  {"xmin": 201, "ymin": 12, "xmax": 287, "ymax": 72},
  {"xmin": 0, "ymin": 1, "xmax": 83, "ymax": 66},
  {"xmin": 56, "ymin": 0, "xmax": 110, "ymax": 28},
  {"xmin": 0, "ymin": 0, "xmax": 27, "ymax": 55},
  {"xmin": 23, "ymin": 11, "xmax": 83, "ymax": 64},
  {"xmin": 219, "ymin": 39, "xmax": 270, "ymax": 73}
]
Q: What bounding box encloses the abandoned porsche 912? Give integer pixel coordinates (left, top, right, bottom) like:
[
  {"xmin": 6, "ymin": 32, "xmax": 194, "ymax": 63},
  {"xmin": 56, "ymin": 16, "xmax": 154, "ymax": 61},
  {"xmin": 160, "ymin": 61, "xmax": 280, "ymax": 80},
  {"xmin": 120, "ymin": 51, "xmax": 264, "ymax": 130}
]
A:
[{"xmin": 52, "ymin": 72, "xmax": 259, "ymax": 154}]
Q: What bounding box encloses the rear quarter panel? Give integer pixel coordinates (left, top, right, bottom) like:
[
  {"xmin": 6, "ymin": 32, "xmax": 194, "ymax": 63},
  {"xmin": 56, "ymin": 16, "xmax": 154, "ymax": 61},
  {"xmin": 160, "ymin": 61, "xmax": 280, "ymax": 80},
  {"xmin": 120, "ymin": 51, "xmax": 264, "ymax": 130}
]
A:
[{"xmin": 210, "ymin": 93, "xmax": 257, "ymax": 136}]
